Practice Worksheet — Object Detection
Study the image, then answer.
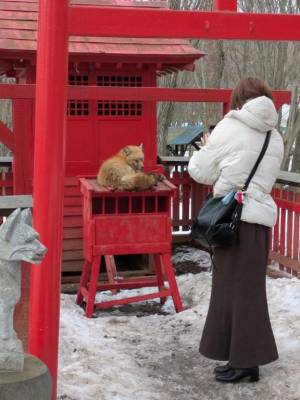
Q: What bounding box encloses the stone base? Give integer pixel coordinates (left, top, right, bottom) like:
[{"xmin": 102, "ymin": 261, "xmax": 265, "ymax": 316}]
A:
[
  {"xmin": 0, "ymin": 352, "xmax": 24, "ymax": 372},
  {"xmin": 0, "ymin": 353, "xmax": 51, "ymax": 400}
]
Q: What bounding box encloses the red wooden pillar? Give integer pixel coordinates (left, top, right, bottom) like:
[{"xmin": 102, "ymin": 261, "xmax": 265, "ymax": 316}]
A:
[
  {"xmin": 223, "ymin": 102, "xmax": 230, "ymax": 115},
  {"xmin": 214, "ymin": 0, "xmax": 237, "ymax": 11},
  {"xmin": 28, "ymin": 1, "xmax": 69, "ymax": 399}
]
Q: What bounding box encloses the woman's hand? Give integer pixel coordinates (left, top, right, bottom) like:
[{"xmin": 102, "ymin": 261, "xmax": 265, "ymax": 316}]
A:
[{"xmin": 201, "ymin": 133, "xmax": 210, "ymax": 146}]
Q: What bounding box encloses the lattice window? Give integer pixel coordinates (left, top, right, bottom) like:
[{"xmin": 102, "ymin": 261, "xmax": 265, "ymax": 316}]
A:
[
  {"xmin": 97, "ymin": 75, "xmax": 143, "ymax": 117},
  {"xmin": 92, "ymin": 195, "xmax": 167, "ymax": 214},
  {"xmin": 67, "ymin": 75, "xmax": 89, "ymax": 116}
]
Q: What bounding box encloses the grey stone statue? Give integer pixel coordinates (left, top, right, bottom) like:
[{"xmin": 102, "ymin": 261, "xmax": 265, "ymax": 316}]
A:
[{"xmin": 0, "ymin": 208, "xmax": 47, "ymax": 372}]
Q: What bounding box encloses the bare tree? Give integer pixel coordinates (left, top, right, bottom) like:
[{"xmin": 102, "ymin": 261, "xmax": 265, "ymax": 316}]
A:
[{"xmin": 157, "ymin": 0, "xmax": 300, "ymax": 168}]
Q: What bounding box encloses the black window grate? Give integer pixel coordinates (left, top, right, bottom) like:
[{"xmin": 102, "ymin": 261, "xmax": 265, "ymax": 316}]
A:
[
  {"xmin": 97, "ymin": 75, "xmax": 142, "ymax": 117},
  {"xmin": 67, "ymin": 75, "xmax": 89, "ymax": 116}
]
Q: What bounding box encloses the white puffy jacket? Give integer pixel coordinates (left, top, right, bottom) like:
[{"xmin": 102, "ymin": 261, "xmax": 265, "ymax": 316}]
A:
[{"xmin": 188, "ymin": 96, "xmax": 284, "ymax": 227}]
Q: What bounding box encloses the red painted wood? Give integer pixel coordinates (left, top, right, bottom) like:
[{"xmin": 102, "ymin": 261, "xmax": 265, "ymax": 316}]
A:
[
  {"xmin": 104, "ymin": 255, "xmax": 118, "ymax": 294},
  {"xmin": 0, "ymin": 83, "xmax": 35, "ymax": 98},
  {"xmin": 12, "ymin": 99, "xmax": 34, "ymax": 194},
  {"xmin": 153, "ymin": 254, "xmax": 166, "ymax": 303},
  {"xmin": 77, "ymin": 177, "xmax": 182, "ymax": 314},
  {"xmin": 0, "ymin": 2, "xmax": 38, "ymax": 12},
  {"xmin": 69, "ymin": 7, "xmax": 300, "ymax": 41},
  {"xmin": 269, "ymin": 251, "xmax": 300, "ymax": 273},
  {"xmin": 0, "ymin": 179, "xmax": 13, "ymax": 188},
  {"xmin": 72, "ymin": 0, "xmax": 168, "ymax": 7},
  {"xmin": 0, "ymin": 1, "xmax": 202, "ymax": 63},
  {"xmin": 28, "ymin": 1, "xmax": 69, "ymax": 399},
  {"xmin": 286, "ymin": 191, "xmax": 294, "ymax": 274},
  {"xmin": 182, "ymin": 171, "xmax": 191, "ymax": 230},
  {"xmin": 96, "ymin": 280, "xmax": 161, "ymax": 291},
  {"xmin": 76, "ymin": 259, "xmax": 91, "ymax": 306},
  {"xmin": 272, "ymin": 188, "xmax": 280, "ymax": 252},
  {"xmin": 214, "ymin": 0, "xmax": 237, "ymax": 11},
  {"xmin": 279, "ymin": 190, "xmax": 287, "ymax": 270},
  {"xmin": 0, "ymin": 121, "xmax": 14, "ymax": 150},
  {"xmin": 86, "ymin": 255, "xmax": 101, "ymax": 317},
  {"xmin": 172, "ymin": 171, "xmax": 180, "ymax": 231},
  {"xmin": 94, "ymin": 289, "xmax": 171, "ymax": 309},
  {"xmin": 274, "ymin": 198, "xmax": 300, "ymax": 213},
  {"xmin": 223, "ymin": 102, "xmax": 230, "ymax": 115},
  {"xmin": 67, "ymin": 86, "xmax": 291, "ymax": 106},
  {"xmin": 161, "ymin": 253, "xmax": 183, "ymax": 312},
  {"xmin": 293, "ymin": 194, "xmax": 300, "ymax": 276},
  {"xmin": 0, "ymin": 84, "xmax": 291, "ymax": 108},
  {"xmin": 11, "ymin": 71, "xmax": 35, "ymax": 353}
]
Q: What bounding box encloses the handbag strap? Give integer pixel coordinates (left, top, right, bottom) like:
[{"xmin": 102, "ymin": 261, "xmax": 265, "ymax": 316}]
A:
[{"xmin": 243, "ymin": 130, "xmax": 271, "ymax": 191}]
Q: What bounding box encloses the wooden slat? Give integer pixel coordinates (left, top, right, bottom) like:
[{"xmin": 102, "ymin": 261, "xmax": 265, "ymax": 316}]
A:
[
  {"xmin": 172, "ymin": 171, "xmax": 180, "ymax": 231},
  {"xmin": 63, "ymin": 238, "xmax": 83, "ymax": 250},
  {"xmin": 64, "ymin": 186, "xmax": 81, "ymax": 196},
  {"xmin": 62, "ymin": 260, "xmax": 84, "ymax": 273},
  {"xmin": 0, "ymin": 2, "xmax": 38, "ymax": 12},
  {"xmin": 292, "ymin": 193, "xmax": 300, "ymax": 276},
  {"xmin": 0, "ymin": 19, "xmax": 36, "ymax": 30},
  {"xmin": 63, "ymin": 227, "xmax": 83, "ymax": 239},
  {"xmin": 0, "ymin": 179, "xmax": 13, "ymax": 187},
  {"xmin": 0, "ymin": 10, "xmax": 36, "ymax": 20},
  {"xmin": 64, "ymin": 196, "xmax": 82, "ymax": 206},
  {"xmin": 63, "ymin": 215, "xmax": 83, "ymax": 228},
  {"xmin": 272, "ymin": 188, "xmax": 280, "ymax": 253},
  {"xmin": 71, "ymin": 0, "xmax": 168, "ymax": 7},
  {"xmin": 181, "ymin": 171, "xmax": 190, "ymax": 230},
  {"xmin": 284, "ymin": 190, "xmax": 294, "ymax": 273},
  {"xmin": 269, "ymin": 251, "xmax": 300, "ymax": 272},
  {"xmin": 62, "ymin": 249, "xmax": 84, "ymax": 261}
]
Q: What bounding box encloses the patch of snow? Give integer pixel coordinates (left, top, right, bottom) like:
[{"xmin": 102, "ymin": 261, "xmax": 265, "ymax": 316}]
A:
[{"xmin": 58, "ymin": 273, "xmax": 300, "ymax": 400}]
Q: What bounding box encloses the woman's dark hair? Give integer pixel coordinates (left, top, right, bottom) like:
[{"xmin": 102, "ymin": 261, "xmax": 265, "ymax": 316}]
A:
[{"xmin": 230, "ymin": 77, "xmax": 274, "ymax": 110}]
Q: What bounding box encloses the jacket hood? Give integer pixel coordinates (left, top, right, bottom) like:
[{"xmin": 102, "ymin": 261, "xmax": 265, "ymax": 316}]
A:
[{"xmin": 226, "ymin": 96, "xmax": 278, "ymax": 132}]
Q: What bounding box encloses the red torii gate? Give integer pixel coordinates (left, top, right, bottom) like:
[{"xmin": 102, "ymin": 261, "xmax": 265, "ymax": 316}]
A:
[{"xmin": 27, "ymin": 1, "xmax": 298, "ymax": 398}]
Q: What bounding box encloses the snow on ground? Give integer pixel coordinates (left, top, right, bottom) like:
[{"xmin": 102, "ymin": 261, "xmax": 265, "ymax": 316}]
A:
[{"xmin": 57, "ymin": 270, "xmax": 300, "ymax": 400}]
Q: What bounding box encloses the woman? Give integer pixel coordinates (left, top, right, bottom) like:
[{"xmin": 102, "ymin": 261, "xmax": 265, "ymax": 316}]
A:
[{"xmin": 188, "ymin": 77, "xmax": 283, "ymax": 383}]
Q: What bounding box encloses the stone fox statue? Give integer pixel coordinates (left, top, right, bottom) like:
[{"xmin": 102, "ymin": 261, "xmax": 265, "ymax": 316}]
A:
[
  {"xmin": 0, "ymin": 208, "xmax": 47, "ymax": 371},
  {"xmin": 97, "ymin": 144, "xmax": 164, "ymax": 191}
]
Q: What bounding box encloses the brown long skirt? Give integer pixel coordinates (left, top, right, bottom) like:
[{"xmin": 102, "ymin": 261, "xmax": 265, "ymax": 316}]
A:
[{"xmin": 199, "ymin": 221, "xmax": 278, "ymax": 368}]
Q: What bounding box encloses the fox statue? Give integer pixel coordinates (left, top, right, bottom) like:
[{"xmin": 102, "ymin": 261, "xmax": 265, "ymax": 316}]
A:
[
  {"xmin": 97, "ymin": 144, "xmax": 164, "ymax": 191},
  {"xmin": 0, "ymin": 208, "xmax": 47, "ymax": 371}
]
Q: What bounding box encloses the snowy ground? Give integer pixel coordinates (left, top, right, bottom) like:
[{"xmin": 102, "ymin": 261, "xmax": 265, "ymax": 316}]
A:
[{"xmin": 57, "ymin": 250, "xmax": 300, "ymax": 400}]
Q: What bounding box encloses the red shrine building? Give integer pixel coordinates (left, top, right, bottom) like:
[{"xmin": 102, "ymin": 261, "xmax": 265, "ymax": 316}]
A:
[{"xmin": 0, "ymin": 0, "xmax": 204, "ymax": 274}]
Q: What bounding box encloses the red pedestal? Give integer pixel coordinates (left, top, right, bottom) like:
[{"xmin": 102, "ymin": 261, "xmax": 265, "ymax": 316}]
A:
[{"xmin": 76, "ymin": 178, "xmax": 183, "ymax": 317}]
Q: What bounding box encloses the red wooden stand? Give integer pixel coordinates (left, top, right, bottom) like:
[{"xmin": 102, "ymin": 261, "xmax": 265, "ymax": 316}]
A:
[{"xmin": 76, "ymin": 178, "xmax": 183, "ymax": 317}]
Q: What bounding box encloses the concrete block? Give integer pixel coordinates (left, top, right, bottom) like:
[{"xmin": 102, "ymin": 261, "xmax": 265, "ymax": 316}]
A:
[{"xmin": 0, "ymin": 353, "xmax": 51, "ymax": 400}]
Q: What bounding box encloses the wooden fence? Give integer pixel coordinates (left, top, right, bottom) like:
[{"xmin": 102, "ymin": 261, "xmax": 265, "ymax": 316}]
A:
[{"xmin": 162, "ymin": 156, "xmax": 300, "ymax": 277}]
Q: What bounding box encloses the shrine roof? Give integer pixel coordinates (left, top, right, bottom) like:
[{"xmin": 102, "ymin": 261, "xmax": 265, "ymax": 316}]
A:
[{"xmin": 0, "ymin": 0, "xmax": 204, "ymax": 68}]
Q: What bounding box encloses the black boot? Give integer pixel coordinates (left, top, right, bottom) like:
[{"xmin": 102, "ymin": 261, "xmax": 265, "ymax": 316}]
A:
[
  {"xmin": 214, "ymin": 363, "xmax": 232, "ymax": 374},
  {"xmin": 216, "ymin": 367, "xmax": 259, "ymax": 383}
]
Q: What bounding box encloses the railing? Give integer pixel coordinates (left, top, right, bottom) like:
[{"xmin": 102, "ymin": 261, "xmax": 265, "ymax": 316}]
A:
[
  {"xmin": 161, "ymin": 156, "xmax": 300, "ymax": 278},
  {"xmin": 71, "ymin": 0, "xmax": 168, "ymax": 7},
  {"xmin": 270, "ymin": 180, "xmax": 300, "ymax": 277}
]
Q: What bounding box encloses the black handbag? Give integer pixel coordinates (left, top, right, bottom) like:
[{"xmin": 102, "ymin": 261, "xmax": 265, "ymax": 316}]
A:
[{"xmin": 191, "ymin": 131, "xmax": 271, "ymax": 248}]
